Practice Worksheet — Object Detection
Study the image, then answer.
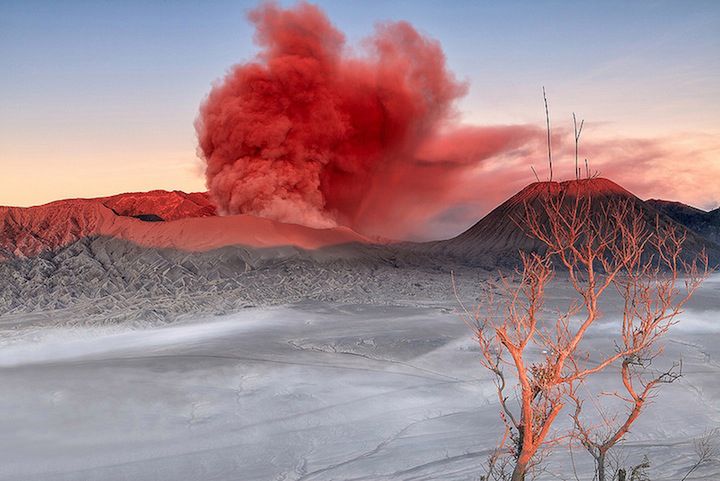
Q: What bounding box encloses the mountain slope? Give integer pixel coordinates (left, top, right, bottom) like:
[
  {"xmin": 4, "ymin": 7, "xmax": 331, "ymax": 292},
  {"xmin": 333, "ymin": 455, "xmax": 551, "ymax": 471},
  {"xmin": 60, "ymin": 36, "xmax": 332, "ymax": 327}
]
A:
[
  {"xmin": 432, "ymin": 178, "xmax": 720, "ymax": 267},
  {"xmin": 0, "ymin": 196, "xmax": 370, "ymax": 260},
  {"xmin": 646, "ymin": 199, "xmax": 720, "ymax": 245},
  {"xmin": 98, "ymin": 190, "xmax": 216, "ymax": 220}
]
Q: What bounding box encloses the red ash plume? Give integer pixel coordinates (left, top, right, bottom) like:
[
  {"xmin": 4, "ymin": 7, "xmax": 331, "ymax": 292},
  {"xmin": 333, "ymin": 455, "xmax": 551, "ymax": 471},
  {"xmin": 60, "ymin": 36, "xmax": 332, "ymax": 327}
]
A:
[{"xmin": 196, "ymin": 1, "xmax": 539, "ymax": 237}]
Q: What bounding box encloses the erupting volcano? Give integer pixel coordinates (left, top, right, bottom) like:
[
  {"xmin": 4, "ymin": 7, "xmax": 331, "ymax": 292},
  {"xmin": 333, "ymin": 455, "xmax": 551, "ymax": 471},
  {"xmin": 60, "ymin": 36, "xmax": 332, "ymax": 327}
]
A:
[{"xmin": 195, "ymin": 1, "xmax": 540, "ymax": 238}]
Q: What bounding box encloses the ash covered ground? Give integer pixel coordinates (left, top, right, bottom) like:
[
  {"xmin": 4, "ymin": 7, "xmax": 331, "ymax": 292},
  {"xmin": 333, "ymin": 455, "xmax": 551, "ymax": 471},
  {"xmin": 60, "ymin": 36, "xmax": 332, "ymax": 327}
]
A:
[{"xmin": 0, "ymin": 252, "xmax": 718, "ymax": 481}]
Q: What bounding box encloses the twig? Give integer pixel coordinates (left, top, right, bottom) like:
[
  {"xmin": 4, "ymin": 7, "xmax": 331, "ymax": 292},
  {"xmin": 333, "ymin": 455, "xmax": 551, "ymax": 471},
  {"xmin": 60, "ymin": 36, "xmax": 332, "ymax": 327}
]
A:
[
  {"xmin": 681, "ymin": 428, "xmax": 719, "ymax": 481},
  {"xmin": 531, "ymin": 166, "xmax": 541, "ymax": 183},
  {"xmin": 573, "ymin": 113, "xmax": 584, "ymax": 180},
  {"xmin": 543, "ymin": 86, "xmax": 552, "ymax": 182}
]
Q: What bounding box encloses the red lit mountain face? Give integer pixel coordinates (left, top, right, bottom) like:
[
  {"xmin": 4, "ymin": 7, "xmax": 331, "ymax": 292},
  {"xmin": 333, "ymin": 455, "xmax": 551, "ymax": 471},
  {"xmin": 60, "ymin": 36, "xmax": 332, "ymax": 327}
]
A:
[
  {"xmin": 0, "ymin": 191, "xmax": 369, "ymax": 260},
  {"xmin": 99, "ymin": 191, "xmax": 216, "ymax": 221}
]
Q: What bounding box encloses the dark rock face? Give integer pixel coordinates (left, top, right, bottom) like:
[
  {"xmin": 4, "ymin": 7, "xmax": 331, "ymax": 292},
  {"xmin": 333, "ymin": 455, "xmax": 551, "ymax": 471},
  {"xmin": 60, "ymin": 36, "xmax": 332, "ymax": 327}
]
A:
[
  {"xmin": 131, "ymin": 214, "xmax": 164, "ymax": 222},
  {"xmin": 647, "ymin": 199, "xmax": 720, "ymax": 245}
]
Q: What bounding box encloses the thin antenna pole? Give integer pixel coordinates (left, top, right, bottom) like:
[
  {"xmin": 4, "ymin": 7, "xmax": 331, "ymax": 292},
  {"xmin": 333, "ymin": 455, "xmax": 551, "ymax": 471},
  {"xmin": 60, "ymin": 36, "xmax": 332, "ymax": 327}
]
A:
[{"xmin": 543, "ymin": 87, "xmax": 552, "ymax": 182}]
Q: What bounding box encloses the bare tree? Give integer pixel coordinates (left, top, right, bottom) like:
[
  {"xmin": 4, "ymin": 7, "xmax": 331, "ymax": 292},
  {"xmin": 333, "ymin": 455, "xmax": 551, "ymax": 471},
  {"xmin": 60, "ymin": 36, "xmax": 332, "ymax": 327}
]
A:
[
  {"xmin": 480, "ymin": 446, "xmax": 514, "ymax": 481},
  {"xmin": 619, "ymin": 455, "xmax": 651, "ymax": 481},
  {"xmin": 681, "ymin": 428, "xmax": 719, "ymax": 481},
  {"xmin": 458, "ymin": 191, "xmax": 708, "ymax": 481},
  {"xmin": 568, "ymin": 358, "xmax": 682, "ymax": 481}
]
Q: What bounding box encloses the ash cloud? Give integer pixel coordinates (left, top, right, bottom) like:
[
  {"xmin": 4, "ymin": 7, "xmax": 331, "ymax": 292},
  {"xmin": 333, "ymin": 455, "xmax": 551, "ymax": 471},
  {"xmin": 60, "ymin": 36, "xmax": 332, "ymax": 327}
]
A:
[{"xmin": 196, "ymin": 1, "xmax": 541, "ymax": 237}]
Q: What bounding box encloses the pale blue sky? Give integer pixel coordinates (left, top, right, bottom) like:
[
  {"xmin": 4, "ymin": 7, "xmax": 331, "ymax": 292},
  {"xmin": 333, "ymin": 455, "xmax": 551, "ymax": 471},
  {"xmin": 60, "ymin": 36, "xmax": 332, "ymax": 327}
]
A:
[{"xmin": 1, "ymin": 0, "xmax": 719, "ymax": 209}]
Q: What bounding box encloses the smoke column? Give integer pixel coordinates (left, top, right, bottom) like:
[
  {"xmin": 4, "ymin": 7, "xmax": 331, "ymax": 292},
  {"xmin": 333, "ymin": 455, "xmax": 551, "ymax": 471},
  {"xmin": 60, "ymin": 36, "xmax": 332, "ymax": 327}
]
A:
[{"xmin": 196, "ymin": 2, "xmax": 540, "ymax": 238}]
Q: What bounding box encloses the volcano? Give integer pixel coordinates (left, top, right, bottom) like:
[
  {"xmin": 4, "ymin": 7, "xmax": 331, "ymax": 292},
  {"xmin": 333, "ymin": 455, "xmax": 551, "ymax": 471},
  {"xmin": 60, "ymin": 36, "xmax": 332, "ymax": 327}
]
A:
[
  {"xmin": 433, "ymin": 178, "xmax": 720, "ymax": 267},
  {"xmin": 0, "ymin": 191, "xmax": 369, "ymax": 261}
]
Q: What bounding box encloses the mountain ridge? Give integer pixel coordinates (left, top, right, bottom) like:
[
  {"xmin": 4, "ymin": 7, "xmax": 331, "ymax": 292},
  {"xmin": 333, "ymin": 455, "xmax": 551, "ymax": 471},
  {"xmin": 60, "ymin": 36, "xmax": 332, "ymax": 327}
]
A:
[
  {"xmin": 0, "ymin": 196, "xmax": 370, "ymax": 261},
  {"xmin": 2, "ymin": 179, "xmax": 719, "ymax": 265},
  {"xmin": 646, "ymin": 198, "xmax": 720, "ymax": 245}
]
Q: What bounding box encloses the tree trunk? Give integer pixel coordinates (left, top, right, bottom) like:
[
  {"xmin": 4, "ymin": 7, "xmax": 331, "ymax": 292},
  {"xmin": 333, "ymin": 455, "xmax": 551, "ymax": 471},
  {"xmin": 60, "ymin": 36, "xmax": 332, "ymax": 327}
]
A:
[
  {"xmin": 597, "ymin": 451, "xmax": 606, "ymax": 481},
  {"xmin": 510, "ymin": 464, "xmax": 526, "ymax": 481},
  {"xmin": 510, "ymin": 440, "xmax": 535, "ymax": 481}
]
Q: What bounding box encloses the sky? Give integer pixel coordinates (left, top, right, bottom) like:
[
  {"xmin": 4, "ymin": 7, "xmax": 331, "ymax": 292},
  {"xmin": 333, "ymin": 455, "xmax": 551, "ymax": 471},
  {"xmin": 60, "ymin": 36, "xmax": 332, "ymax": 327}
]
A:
[{"xmin": 1, "ymin": 0, "xmax": 719, "ymax": 238}]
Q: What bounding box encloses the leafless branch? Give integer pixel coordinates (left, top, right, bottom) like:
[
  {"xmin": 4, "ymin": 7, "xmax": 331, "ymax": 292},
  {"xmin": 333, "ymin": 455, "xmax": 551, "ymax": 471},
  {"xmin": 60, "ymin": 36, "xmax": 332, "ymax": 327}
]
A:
[{"xmin": 462, "ymin": 187, "xmax": 709, "ymax": 480}]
